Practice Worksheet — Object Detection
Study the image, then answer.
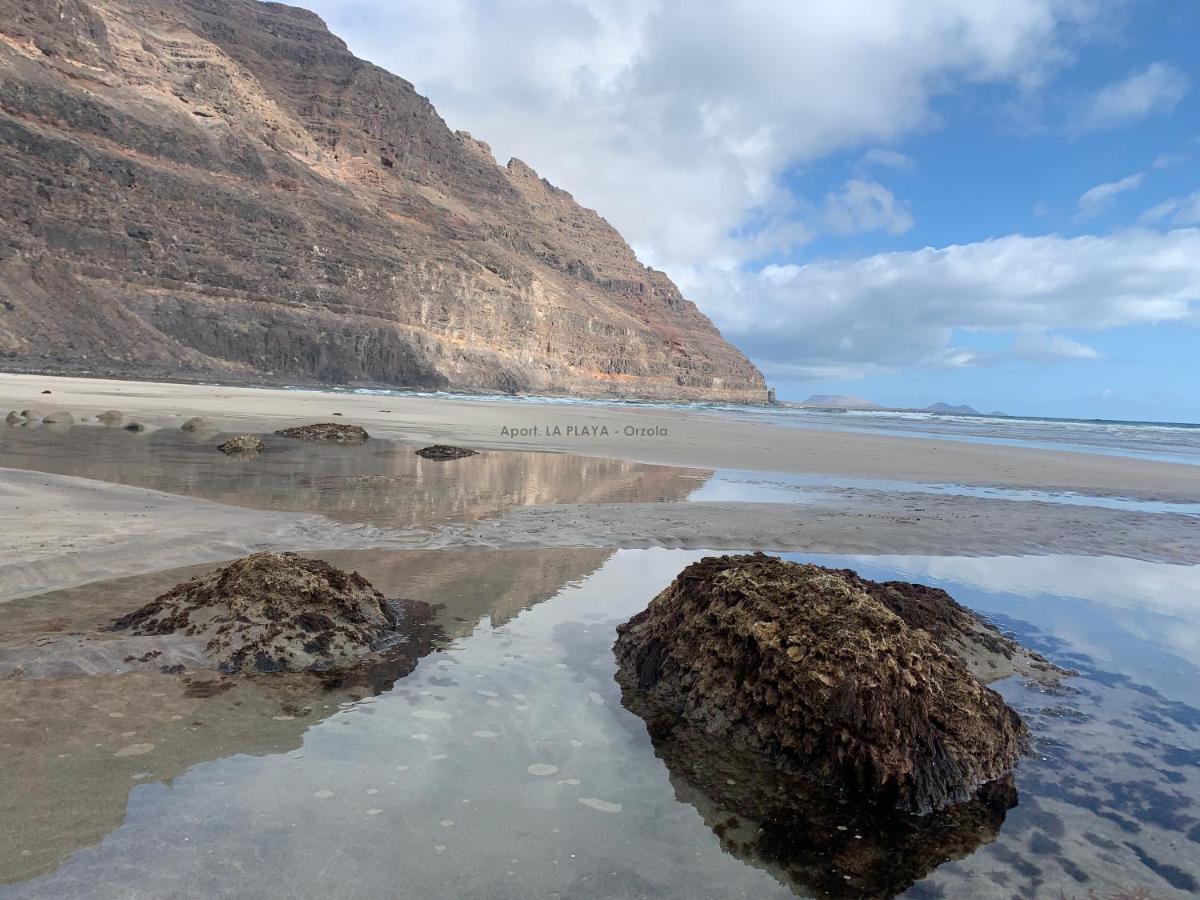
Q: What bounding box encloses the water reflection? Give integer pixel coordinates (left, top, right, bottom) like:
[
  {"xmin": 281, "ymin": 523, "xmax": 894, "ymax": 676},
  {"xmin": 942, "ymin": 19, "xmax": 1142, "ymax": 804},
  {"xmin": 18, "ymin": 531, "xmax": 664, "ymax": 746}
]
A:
[
  {"xmin": 618, "ymin": 696, "xmax": 1017, "ymax": 899},
  {"xmin": 2, "ymin": 550, "xmax": 1198, "ymax": 899},
  {"xmin": 0, "ymin": 425, "xmax": 708, "ymax": 527},
  {"xmin": 0, "ymin": 547, "xmax": 613, "ymax": 885}
]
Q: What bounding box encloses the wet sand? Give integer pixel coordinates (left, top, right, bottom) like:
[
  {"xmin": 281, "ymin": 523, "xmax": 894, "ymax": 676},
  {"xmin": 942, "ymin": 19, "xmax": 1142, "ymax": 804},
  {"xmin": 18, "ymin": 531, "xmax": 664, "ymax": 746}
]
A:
[{"xmin": 4, "ymin": 373, "xmax": 1199, "ymax": 500}]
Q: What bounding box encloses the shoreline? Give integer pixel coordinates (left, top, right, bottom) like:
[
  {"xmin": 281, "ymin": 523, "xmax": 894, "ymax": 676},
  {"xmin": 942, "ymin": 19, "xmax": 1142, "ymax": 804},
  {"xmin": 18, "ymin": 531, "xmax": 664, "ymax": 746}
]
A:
[{"xmin": 3, "ymin": 373, "xmax": 1199, "ymax": 500}]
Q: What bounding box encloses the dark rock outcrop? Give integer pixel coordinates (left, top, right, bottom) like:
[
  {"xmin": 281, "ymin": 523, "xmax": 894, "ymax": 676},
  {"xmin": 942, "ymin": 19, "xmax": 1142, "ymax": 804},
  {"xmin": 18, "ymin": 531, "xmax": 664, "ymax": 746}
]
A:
[
  {"xmin": 217, "ymin": 433, "xmax": 262, "ymax": 454},
  {"xmin": 614, "ymin": 554, "xmax": 1041, "ymax": 814},
  {"xmin": 111, "ymin": 551, "xmax": 431, "ymax": 674},
  {"xmin": 275, "ymin": 423, "xmax": 369, "ymax": 444},
  {"xmin": 415, "ymin": 444, "xmax": 478, "ymax": 460},
  {"xmin": 0, "ymin": 0, "xmax": 765, "ymax": 402}
]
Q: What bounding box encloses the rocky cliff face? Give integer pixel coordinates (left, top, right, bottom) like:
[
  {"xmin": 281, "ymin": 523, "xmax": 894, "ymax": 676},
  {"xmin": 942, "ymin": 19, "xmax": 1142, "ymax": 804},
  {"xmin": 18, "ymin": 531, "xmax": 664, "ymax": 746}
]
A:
[{"xmin": 0, "ymin": 0, "xmax": 766, "ymax": 401}]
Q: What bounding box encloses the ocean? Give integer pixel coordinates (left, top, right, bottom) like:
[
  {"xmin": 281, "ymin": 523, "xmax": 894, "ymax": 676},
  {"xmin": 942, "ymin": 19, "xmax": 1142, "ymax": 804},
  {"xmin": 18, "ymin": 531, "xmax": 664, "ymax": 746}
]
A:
[{"xmin": 346, "ymin": 388, "xmax": 1200, "ymax": 466}]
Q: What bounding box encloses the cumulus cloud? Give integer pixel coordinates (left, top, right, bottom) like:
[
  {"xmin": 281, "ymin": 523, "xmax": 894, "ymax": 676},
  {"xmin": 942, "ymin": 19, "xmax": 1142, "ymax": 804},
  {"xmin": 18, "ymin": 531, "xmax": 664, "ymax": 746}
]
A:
[
  {"xmin": 1076, "ymin": 172, "xmax": 1143, "ymax": 218},
  {"xmin": 820, "ymin": 180, "xmax": 914, "ymax": 236},
  {"xmin": 1079, "ymin": 62, "xmax": 1188, "ymax": 131},
  {"xmin": 695, "ymin": 229, "xmax": 1200, "ymax": 378},
  {"xmin": 308, "ymin": 0, "xmax": 1096, "ymax": 270}
]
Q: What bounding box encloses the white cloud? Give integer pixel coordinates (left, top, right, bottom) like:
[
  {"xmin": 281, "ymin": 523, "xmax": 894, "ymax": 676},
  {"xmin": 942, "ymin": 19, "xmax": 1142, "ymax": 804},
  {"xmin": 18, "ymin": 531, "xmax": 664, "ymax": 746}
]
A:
[
  {"xmin": 1075, "ymin": 171, "xmax": 1143, "ymax": 218},
  {"xmin": 696, "ymin": 228, "xmax": 1200, "ymax": 378},
  {"xmin": 1009, "ymin": 328, "xmax": 1100, "ymax": 361},
  {"xmin": 820, "ymin": 179, "xmax": 914, "ymax": 235},
  {"xmin": 856, "ymin": 148, "xmax": 915, "ymax": 172},
  {"xmin": 1140, "ymin": 191, "xmax": 1200, "ymax": 227},
  {"xmin": 1079, "ymin": 62, "xmax": 1188, "ymax": 131},
  {"xmin": 307, "ymin": 0, "xmax": 1097, "ymax": 271}
]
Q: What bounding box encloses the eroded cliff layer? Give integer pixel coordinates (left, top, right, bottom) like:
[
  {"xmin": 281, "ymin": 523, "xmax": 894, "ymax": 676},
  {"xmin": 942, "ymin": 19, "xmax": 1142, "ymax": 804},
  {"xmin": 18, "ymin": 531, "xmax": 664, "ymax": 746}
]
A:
[{"xmin": 0, "ymin": 0, "xmax": 765, "ymax": 400}]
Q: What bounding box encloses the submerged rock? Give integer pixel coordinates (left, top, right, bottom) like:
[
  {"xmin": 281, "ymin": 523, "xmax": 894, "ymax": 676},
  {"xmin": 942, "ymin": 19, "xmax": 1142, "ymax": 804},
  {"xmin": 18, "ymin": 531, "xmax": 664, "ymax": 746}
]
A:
[
  {"xmin": 275, "ymin": 423, "xmax": 368, "ymax": 444},
  {"xmin": 111, "ymin": 552, "xmax": 430, "ymax": 674},
  {"xmin": 19, "ymin": 408, "xmax": 47, "ymax": 421},
  {"xmin": 181, "ymin": 416, "xmax": 216, "ymax": 433},
  {"xmin": 97, "ymin": 410, "xmax": 124, "ymax": 426},
  {"xmin": 5, "ymin": 411, "xmax": 23, "ymax": 425},
  {"xmin": 415, "ymin": 444, "xmax": 478, "ymax": 460},
  {"xmin": 42, "ymin": 410, "xmax": 74, "ymax": 425},
  {"xmin": 217, "ymin": 433, "xmax": 263, "ymax": 455},
  {"xmin": 614, "ymin": 553, "xmax": 1045, "ymax": 814}
]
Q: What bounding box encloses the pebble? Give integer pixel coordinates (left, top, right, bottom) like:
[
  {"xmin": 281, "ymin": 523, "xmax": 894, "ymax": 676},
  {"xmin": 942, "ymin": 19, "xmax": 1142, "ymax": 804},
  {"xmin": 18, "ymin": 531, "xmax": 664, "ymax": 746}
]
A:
[{"xmin": 113, "ymin": 743, "xmax": 155, "ymax": 757}]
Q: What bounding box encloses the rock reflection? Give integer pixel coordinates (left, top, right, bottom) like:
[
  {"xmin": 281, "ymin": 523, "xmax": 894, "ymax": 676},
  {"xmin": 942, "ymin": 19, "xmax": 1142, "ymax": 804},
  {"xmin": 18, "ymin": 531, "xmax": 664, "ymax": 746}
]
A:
[
  {"xmin": 619, "ymin": 694, "xmax": 1017, "ymax": 899},
  {"xmin": 0, "ymin": 425, "xmax": 707, "ymax": 528},
  {"xmin": 0, "ymin": 547, "xmax": 611, "ymax": 885}
]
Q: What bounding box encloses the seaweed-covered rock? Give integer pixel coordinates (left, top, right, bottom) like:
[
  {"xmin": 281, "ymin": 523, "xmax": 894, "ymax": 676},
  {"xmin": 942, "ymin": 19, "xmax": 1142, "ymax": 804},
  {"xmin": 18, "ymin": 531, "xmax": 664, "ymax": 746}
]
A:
[
  {"xmin": 275, "ymin": 423, "xmax": 369, "ymax": 444},
  {"xmin": 5, "ymin": 411, "xmax": 23, "ymax": 425},
  {"xmin": 217, "ymin": 433, "xmax": 263, "ymax": 454},
  {"xmin": 181, "ymin": 416, "xmax": 216, "ymax": 433},
  {"xmin": 111, "ymin": 552, "xmax": 420, "ymax": 674},
  {"xmin": 97, "ymin": 409, "xmax": 124, "ymax": 425},
  {"xmin": 416, "ymin": 444, "xmax": 478, "ymax": 460},
  {"xmin": 614, "ymin": 553, "xmax": 1036, "ymax": 814}
]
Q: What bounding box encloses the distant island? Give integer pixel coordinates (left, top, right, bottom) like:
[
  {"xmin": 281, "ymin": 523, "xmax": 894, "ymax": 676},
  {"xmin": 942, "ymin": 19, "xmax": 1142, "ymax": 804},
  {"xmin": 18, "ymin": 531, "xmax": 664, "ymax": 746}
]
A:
[{"xmin": 795, "ymin": 395, "xmax": 1008, "ymax": 417}]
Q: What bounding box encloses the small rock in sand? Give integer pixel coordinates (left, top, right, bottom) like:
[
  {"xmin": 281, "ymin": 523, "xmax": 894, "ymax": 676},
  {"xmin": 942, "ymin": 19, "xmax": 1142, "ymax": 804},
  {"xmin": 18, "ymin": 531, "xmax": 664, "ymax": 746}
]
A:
[
  {"xmin": 123, "ymin": 422, "xmax": 147, "ymax": 433},
  {"xmin": 217, "ymin": 433, "xmax": 263, "ymax": 455},
  {"xmin": 181, "ymin": 416, "xmax": 216, "ymax": 433},
  {"xmin": 97, "ymin": 410, "xmax": 124, "ymax": 426},
  {"xmin": 416, "ymin": 445, "xmax": 478, "ymax": 460},
  {"xmin": 275, "ymin": 423, "xmax": 369, "ymax": 444}
]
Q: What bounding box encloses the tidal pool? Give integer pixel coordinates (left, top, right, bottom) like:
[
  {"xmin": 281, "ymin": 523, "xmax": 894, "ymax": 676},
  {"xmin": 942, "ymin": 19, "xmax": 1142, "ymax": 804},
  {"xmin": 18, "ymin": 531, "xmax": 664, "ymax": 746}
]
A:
[
  {"xmin": 0, "ymin": 424, "xmax": 706, "ymax": 527},
  {"xmin": 1, "ymin": 548, "xmax": 1198, "ymax": 898}
]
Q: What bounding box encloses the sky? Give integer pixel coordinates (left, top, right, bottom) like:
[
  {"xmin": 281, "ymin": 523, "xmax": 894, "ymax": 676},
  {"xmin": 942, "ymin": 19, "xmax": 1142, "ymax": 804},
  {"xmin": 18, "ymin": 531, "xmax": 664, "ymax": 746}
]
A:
[{"xmin": 304, "ymin": 0, "xmax": 1200, "ymax": 421}]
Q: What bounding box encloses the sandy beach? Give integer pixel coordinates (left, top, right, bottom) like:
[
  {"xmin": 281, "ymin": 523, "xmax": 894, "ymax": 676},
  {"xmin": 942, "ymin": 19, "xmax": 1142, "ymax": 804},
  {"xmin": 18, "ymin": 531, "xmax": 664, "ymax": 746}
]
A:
[
  {"xmin": 4, "ymin": 373, "xmax": 1200, "ymax": 499},
  {"xmin": 3, "ymin": 373, "xmax": 1198, "ymax": 600}
]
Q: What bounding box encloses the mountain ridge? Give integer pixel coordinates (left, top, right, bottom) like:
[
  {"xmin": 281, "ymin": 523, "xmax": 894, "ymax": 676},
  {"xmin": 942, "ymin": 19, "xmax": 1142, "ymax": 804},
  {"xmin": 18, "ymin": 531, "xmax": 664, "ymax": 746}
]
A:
[{"xmin": 0, "ymin": 0, "xmax": 766, "ymax": 401}]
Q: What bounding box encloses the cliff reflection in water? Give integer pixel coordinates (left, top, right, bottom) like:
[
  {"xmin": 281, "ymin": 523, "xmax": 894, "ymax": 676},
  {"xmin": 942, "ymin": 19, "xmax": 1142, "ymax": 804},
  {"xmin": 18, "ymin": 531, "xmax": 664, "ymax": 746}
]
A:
[
  {"xmin": 619, "ymin": 693, "xmax": 1016, "ymax": 900},
  {"xmin": 0, "ymin": 425, "xmax": 709, "ymax": 527}
]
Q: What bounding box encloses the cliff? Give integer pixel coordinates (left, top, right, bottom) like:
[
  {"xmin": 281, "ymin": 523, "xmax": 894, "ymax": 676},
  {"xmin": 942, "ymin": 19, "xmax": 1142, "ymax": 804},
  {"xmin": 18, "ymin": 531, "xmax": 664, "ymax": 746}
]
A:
[{"xmin": 0, "ymin": 0, "xmax": 766, "ymax": 401}]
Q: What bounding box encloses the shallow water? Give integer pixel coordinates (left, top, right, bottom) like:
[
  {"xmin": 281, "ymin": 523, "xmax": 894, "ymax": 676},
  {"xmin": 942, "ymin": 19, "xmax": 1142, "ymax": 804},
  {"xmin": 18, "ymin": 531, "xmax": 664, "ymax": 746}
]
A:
[
  {"xmin": 0, "ymin": 424, "xmax": 706, "ymax": 527},
  {"xmin": 693, "ymin": 470, "xmax": 1200, "ymax": 515},
  {"xmin": 2, "ymin": 548, "xmax": 1198, "ymax": 898}
]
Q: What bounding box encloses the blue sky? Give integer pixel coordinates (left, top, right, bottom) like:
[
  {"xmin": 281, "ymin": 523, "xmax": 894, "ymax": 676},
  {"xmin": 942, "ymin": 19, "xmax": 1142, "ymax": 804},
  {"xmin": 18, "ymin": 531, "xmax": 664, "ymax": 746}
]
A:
[{"xmin": 309, "ymin": 0, "xmax": 1199, "ymax": 421}]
